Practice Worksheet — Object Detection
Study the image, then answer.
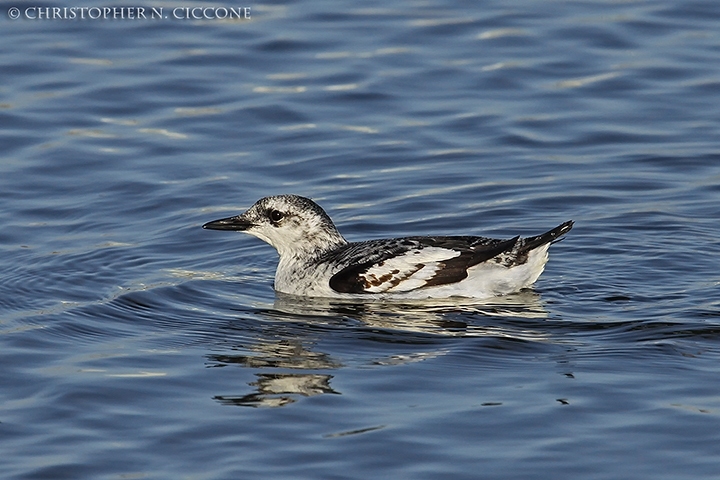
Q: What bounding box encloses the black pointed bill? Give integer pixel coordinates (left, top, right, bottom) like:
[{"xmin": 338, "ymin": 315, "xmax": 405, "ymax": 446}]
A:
[{"xmin": 203, "ymin": 215, "xmax": 253, "ymax": 231}]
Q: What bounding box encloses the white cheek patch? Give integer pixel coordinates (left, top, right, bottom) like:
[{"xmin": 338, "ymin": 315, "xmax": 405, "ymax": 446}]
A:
[
  {"xmin": 245, "ymin": 228, "xmax": 276, "ymax": 249},
  {"xmin": 359, "ymin": 247, "xmax": 461, "ymax": 293},
  {"xmin": 245, "ymin": 224, "xmax": 299, "ymax": 257}
]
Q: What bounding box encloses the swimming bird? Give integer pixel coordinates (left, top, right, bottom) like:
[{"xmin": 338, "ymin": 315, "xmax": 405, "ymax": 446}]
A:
[{"xmin": 203, "ymin": 194, "xmax": 573, "ymax": 299}]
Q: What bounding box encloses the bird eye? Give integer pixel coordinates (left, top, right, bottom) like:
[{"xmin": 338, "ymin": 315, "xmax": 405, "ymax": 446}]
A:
[{"xmin": 269, "ymin": 209, "xmax": 284, "ymax": 223}]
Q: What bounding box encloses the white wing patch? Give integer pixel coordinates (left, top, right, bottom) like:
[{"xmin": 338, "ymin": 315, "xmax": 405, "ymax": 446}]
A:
[{"xmin": 359, "ymin": 247, "xmax": 461, "ymax": 293}]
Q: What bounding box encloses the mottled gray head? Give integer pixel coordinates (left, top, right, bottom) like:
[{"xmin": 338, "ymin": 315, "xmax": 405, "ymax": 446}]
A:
[{"xmin": 203, "ymin": 195, "xmax": 347, "ymax": 258}]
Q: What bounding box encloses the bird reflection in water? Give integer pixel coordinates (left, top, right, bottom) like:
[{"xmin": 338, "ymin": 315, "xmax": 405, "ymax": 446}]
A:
[
  {"xmin": 271, "ymin": 290, "xmax": 551, "ymax": 336},
  {"xmin": 208, "ymin": 336, "xmax": 342, "ymax": 407},
  {"xmin": 214, "ymin": 373, "xmax": 338, "ymax": 408},
  {"xmin": 209, "ymin": 290, "xmax": 552, "ymax": 407}
]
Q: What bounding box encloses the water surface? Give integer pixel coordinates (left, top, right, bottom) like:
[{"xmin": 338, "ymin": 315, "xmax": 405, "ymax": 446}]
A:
[{"xmin": 2, "ymin": 0, "xmax": 720, "ymax": 479}]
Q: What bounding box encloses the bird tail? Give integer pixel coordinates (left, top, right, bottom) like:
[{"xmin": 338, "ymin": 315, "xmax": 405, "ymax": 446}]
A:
[{"xmin": 519, "ymin": 220, "xmax": 574, "ymax": 253}]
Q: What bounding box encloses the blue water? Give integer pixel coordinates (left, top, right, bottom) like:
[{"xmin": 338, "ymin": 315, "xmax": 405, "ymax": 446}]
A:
[{"xmin": 2, "ymin": 0, "xmax": 720, "ymax": 478}]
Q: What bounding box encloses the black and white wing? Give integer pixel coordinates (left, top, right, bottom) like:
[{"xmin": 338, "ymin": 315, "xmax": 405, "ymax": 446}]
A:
[
  {"xmin": 325, "ymin": 221, "xmax": 574, "ymax": 294},
  {"xmin": 326, "ymin": 236, "xmax": 519, "ymax": 294}
]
